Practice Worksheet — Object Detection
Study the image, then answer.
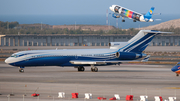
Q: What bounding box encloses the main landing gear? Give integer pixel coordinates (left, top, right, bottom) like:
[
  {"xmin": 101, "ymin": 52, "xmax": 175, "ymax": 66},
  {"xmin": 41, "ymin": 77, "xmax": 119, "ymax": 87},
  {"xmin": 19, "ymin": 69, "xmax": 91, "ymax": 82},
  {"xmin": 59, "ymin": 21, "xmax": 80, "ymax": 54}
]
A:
[
  {"xmin": 176, "ymin": 73, "xmax": 179, "ymax": 76},
  {"xmin": 76, "ymin": 66, "xmax": 85, "ymax": 72},
  {"xmin": 91, "ymin": 65, "xmax": 98, "ymax": 72},
  {"xmin": 19, "ymin": 67, "xmax": 24, "ymax": 73},
  {"xmin": 74, "ymin": 65, "xmax": 98, "ymax": 72},
  {"xmin": 122, "ymin": 17, "xmax": 125, "ymax": 22}
]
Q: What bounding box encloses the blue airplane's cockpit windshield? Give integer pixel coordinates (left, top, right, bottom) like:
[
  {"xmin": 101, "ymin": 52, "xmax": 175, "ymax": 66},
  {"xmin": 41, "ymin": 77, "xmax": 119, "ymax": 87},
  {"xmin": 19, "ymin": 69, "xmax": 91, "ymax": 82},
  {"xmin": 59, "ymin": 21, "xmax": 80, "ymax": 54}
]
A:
[{"xmin": 176, "ymin": 63, "xmax": 180, "ymax": 66}]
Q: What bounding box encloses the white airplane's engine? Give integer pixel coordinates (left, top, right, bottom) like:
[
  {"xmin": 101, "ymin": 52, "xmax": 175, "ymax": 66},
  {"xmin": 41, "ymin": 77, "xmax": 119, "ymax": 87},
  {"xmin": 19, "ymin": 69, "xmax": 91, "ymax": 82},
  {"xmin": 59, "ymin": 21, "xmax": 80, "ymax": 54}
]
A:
[{"xmin": 112, "ymin": 13, "xmax": 120, "ymax": 18}]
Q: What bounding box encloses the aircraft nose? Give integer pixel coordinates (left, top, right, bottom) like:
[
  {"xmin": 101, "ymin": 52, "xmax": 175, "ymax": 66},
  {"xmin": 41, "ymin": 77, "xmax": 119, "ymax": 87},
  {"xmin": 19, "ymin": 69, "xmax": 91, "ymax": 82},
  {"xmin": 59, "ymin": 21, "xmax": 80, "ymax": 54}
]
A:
[
  {"xmin": 171, "ymin": 66, "xmax": 178, "ymax": 72},
  {"xmin": 5, "ymin": 58, "xmax": 10, "ymax": 64}
]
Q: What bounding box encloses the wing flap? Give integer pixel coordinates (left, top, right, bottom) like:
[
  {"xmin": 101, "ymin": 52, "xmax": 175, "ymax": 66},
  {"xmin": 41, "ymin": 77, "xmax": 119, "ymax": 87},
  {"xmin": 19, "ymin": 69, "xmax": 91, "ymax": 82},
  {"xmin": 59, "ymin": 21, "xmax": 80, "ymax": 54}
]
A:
[
  {"xmin": 70, "ymin": 61, "xmax": 106, "ymax": 65},
  {"xmin": 70, "ymin": 55, "xmax": 151, "ymax": 65},
  {"xmin": 70, "ymin": 60, "xmax": 139, "ymax": 65}
]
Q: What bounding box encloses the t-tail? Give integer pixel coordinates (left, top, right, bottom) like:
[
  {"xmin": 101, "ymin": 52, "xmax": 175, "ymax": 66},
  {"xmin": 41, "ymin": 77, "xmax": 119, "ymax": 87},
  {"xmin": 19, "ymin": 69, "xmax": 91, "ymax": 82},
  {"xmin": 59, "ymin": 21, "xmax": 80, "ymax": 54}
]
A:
[
  {"xmin": 144, "ymin": 7, "xmax": 155, "ymax": 21},
  {"xmin": 118, "ymin": 30, "xmax": 172, "ymax": 53}
]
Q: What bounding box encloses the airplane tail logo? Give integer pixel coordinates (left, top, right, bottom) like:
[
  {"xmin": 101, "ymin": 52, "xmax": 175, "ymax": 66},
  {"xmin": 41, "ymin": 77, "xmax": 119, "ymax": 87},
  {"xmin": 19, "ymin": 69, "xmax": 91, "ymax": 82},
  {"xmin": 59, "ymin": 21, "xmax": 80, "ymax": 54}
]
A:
[{"xmin": 149, "ymin": 10, "xmax": 153, "ymax": 14}]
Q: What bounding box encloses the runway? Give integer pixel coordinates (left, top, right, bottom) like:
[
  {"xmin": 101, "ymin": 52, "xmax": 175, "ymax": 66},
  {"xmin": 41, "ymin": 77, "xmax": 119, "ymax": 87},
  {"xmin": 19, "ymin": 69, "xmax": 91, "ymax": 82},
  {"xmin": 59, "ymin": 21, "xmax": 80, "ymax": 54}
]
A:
[{"xmin": 0, "ymin": 61, "xmax": 179, "ymax": 101}]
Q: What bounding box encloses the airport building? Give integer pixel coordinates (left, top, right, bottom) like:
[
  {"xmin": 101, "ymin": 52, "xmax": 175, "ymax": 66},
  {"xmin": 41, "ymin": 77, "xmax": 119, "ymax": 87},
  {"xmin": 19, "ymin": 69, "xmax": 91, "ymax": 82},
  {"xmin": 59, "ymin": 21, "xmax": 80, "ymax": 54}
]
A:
[{"xmin": 0, "ymin": 34, "xmax": 180, "ymax": 46}]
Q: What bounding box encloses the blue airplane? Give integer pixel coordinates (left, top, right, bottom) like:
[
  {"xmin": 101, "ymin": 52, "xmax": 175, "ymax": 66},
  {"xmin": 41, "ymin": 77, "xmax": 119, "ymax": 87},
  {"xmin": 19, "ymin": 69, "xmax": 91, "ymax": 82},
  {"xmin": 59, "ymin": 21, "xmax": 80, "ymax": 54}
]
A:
[
  {"xmin": 171, "ymin": 62, "xmax": 180, "ymax": 76},
  {"xmin": 5, "ymin": 30, "xmax": 171, "ymax": 73},
  {"xmin": 109, "ymin": 5, "xmax": 160, "ymax": 22}
]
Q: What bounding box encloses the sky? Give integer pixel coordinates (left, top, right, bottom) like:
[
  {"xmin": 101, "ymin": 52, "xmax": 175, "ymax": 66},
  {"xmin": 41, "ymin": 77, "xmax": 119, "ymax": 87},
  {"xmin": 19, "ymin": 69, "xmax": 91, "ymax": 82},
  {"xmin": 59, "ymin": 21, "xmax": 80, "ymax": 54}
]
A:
[{"xmin": 0, "ymin": 0, "xmax": 180, "ymax": 15}]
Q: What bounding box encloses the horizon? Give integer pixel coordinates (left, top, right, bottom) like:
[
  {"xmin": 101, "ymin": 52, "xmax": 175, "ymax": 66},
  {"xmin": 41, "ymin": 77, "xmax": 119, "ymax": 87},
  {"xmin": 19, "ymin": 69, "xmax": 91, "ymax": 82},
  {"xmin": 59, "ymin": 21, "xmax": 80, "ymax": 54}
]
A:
[
  {"xmin": 0, "ymin": 0, "xmax": 180, "ymax": 15},
  {"xmin": 1, "ymin": 14, "xmax": 180, "ymax": 29}
]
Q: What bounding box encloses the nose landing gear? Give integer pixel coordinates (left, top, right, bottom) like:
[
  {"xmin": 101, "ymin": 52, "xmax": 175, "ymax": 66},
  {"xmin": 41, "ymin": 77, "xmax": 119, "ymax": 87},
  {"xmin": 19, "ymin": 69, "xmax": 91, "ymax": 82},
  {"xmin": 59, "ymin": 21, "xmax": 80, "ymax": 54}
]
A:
[
  {"xmin": 122, "ymin": 17, "xmax": 125, "ymax": 22},
  {"xmin": 19, "ymin": 67, "xmax": 25, "ymax": 73}
]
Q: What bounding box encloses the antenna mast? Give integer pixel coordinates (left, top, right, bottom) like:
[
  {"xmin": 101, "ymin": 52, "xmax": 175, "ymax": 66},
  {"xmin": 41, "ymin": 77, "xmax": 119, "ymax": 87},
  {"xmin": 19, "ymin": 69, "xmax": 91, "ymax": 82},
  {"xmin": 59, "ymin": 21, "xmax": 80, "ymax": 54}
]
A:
[{"xmin": 106, "ymin": 9, "xmax": 108, "ymax": 26}]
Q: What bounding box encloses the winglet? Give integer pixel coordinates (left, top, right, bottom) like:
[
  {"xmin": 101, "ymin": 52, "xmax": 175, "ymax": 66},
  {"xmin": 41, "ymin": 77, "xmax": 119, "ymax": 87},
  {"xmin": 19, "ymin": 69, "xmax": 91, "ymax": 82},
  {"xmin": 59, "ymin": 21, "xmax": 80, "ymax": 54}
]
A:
[{"xmin": 141, "ymin": 55, "xmax": 151, "ymax": 62}]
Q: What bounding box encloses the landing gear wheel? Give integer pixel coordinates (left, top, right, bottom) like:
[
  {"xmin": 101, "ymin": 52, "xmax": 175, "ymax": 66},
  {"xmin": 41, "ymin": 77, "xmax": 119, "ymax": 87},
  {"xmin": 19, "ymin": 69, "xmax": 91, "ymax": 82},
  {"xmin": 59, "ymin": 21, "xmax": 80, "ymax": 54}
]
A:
[
  {"xmin": 176, "ymin": 73, "xmax": 179, "ymax": 76},
  {"xmin": 133, "ymin": 20, "xmax": 136, "ymax": 22},
  {"xmin": 78, "ymin": 66, "xmax": 85, "ymax": 72},
  {"xmin": 91, "ymin": 67, "xmax": 98, "ymax": 72},
  {"xmin": 122, "ymin": 20, "xmax": 125, "ymax": 22},
  {"xmin": 94, "ymin": 67, "xmax": 98, "ymax": 72},
  {"xmin": 19, "ymin": 69, "xmax": 24, "ymax": 73},
  {"xmin": 91, "ymin": 68, "xmax": 94, "ymax": 72}
]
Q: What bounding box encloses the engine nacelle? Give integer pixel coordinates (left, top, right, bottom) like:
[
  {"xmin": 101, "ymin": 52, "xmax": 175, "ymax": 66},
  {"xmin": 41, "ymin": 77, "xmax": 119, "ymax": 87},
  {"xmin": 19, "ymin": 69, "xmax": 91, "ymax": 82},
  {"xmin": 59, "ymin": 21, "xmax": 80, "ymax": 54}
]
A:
[
  {"xmin": 115, "ymin": 52, "xmax": 143, "ymax": 60},
  {"xmin": 109, "ymin": 42, "xmax": 128, "ymax": 49},
  {"xmin": 112, "ymin": 13, "xmax": 120, "ymax": 18}
]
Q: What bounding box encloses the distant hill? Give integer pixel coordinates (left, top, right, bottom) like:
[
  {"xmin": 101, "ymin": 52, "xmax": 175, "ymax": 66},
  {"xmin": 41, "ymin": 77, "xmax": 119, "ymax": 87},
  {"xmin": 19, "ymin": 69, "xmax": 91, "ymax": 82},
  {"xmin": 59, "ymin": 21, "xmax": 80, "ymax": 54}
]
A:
[{"xmin": 138, "ymin": 19, "xmax": 180, "ymax": 30}]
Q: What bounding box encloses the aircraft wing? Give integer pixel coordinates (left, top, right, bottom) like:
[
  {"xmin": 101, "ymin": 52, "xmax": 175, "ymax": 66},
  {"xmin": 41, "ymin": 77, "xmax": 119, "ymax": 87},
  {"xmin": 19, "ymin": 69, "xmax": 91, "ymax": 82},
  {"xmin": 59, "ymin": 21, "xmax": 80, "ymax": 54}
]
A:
[
  {"xmin": 70, "ymin": 60, "xmax": 139, "ymax": 65},
  {"xmin": 70, "ymin": 55, "xmax": 151, "ymax": 65}
]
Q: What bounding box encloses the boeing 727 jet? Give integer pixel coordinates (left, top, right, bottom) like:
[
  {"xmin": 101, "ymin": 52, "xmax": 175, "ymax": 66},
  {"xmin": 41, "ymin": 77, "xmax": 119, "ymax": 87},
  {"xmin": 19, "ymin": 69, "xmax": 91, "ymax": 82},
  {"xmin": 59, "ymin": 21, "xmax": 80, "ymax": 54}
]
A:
[
  {"xmin": 109, "ymin": 5, "xmax": 159, "ymax": 22},
  {"xmin": 5, "ymin": 30, "xmax": 170, "ymax": 73}
]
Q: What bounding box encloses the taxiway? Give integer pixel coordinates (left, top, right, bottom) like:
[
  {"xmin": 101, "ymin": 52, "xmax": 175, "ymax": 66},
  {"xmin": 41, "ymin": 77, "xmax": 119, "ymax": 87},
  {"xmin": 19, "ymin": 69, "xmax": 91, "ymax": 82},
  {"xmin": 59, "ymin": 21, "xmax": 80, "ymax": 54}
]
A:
[{"xmin": 0, "ymin": 61, "xmax": 179, "ymax": 101}]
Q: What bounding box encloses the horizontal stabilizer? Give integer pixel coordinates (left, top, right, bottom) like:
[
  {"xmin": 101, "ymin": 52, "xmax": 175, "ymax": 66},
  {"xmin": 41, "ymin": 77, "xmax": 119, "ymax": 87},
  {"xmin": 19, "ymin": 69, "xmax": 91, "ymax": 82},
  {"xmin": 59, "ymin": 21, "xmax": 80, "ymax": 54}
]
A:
[
  {"xmin": 153, "ymin": 13, "xmax": 161, "ymax": 15},
  {"xmin": 143, "ymin": 30, "xmax": 173, "ymax": 34},
  {"xmin": 141, "ymin": 55, "xmax": 151, "ymax": 62}
]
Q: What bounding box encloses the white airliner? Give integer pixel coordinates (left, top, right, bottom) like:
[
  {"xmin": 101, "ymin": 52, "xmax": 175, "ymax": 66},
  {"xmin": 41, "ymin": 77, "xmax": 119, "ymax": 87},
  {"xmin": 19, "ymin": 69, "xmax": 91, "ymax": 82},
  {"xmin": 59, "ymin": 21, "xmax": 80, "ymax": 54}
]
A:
[
  {"xmin": 5, "ymin": 30, "xmax": 171, "ymax": 73},
  {"xmin": 109, "ymin": 5, "xmax": 160, "ymax": 22}
]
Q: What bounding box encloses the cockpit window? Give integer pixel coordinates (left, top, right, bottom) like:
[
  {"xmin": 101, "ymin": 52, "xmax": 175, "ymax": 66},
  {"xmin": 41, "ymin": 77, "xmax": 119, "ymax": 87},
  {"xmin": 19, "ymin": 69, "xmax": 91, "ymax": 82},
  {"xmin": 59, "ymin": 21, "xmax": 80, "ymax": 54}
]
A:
[
  {"xmin": 11, "ymin": 54, "xmax": 17, "ymax": 58},
  {"xmin": 11, "ymin": 54, "xmax": 19, "ymax": 58},
  {"xmin": 176, "ymin": 64, "xmax": 180, "ymax": 66}
]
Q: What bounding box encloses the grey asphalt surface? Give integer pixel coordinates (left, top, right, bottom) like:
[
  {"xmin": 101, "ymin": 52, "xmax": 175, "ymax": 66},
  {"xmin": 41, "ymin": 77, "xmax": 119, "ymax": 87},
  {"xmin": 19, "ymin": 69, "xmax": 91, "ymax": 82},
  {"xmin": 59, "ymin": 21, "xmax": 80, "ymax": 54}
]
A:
[{"xmin": 0, "ymin": 61, "xmax": 179, "ymax": 101}]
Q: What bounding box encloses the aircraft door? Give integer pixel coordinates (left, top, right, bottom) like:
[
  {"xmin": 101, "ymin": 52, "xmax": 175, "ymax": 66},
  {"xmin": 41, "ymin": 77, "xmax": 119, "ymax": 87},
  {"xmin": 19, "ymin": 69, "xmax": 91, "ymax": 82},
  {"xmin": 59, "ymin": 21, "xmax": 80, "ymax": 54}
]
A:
[
  {"xmin": 75, "ymin": 55, "xmax": 78, "ymax": 59},
  {"xmin": 118, "ymin": 8, "xmax": 122, "ymax": 14}
]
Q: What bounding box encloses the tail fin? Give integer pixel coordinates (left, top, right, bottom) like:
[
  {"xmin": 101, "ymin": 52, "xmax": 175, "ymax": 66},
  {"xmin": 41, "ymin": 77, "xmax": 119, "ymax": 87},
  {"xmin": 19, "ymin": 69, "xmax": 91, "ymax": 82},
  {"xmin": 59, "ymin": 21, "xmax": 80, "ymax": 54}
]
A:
[
  {"xmin": 119, "ymin": 30, "xmax": 172, "ymax": 53},
  {"xmin": 144, "ymin": 7, "xmax": 155, "ymax": 19}
]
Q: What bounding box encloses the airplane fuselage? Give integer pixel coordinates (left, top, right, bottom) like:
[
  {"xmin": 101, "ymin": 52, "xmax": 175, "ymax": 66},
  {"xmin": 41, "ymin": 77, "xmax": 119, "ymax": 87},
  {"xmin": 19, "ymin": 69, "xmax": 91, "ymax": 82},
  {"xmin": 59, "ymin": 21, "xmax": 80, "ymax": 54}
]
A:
[
  {"xmin": 5, "ymin": 49, "xmax": 143, "ymax": 67},
  {"xmin": 5, "ymin": 30, "xmax": 171, "ymax": 73},
  {"xmin": 109, "ymin": 5, "xmax": 154, "ymax": 22}
]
